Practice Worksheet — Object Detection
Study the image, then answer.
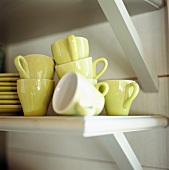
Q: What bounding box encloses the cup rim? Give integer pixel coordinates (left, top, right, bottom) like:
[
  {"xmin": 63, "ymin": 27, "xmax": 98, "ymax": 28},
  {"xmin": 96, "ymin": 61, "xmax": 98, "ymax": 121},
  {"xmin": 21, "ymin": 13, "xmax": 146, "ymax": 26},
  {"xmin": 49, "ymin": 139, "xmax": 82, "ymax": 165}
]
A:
[
  {"xmin": 17, "ymin": 79, "xmax": 55, "ymax": 82},
  {"xmin": 55, "ymin": 57, "xmax": 92, "ymax": 67},
  {"xmin": 51, "ymin": 36, "xmax": 88, "ymax": 45}
]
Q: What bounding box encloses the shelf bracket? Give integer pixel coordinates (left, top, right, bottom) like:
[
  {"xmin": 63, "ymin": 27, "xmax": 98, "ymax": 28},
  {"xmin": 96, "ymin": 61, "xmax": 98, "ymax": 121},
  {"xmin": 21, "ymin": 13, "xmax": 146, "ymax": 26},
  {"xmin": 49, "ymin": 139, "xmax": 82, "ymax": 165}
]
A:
[
  {"xmin": 97, "ymin": 0, "xmax": 158, "ymax": 92},
  {"xmin": 100, "ymin": 133, "xmax": 143, "ymax": 170}
]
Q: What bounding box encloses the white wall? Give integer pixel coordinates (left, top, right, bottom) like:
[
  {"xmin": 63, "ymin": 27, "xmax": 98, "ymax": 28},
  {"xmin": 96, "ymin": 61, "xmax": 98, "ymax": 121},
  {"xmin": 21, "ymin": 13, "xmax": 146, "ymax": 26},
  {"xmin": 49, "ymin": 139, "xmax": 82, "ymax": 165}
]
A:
[{"xmin": 5, "ymin": 7, "xmax": 169, "ymax": 170}]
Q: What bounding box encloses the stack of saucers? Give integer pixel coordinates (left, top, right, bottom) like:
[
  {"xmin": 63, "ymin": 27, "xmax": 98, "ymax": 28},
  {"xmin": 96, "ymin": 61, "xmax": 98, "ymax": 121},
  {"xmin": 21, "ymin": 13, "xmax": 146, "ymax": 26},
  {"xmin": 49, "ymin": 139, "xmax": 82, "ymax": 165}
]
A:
[{"xmin": 0, "ymin": 73, "xmax": 22, "ymax": 115}]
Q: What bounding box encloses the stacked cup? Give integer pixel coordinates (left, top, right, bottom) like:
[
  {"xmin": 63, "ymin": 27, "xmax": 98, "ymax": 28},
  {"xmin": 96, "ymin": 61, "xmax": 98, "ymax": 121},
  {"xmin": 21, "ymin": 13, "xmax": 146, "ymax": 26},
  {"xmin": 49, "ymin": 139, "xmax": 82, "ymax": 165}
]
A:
[
  {"xmin": 14, "ymin": 54, "xmax": 55, "ymax": 116},
  {"xmin": 51, "ymin": 35, "xmax": 109, "ymax": 116},
  {"xmin": 51, "ymin": 35, "xmax": 108, "ymax": 85}
]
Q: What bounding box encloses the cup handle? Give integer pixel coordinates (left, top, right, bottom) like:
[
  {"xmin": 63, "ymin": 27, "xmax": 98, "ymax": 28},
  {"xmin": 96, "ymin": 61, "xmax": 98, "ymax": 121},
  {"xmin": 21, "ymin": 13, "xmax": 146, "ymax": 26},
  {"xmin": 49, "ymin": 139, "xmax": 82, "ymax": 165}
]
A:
[
  {"xmin": 95, "ymin": 82, "xmax": 109, "ymax": 96},
  {"xmin": 123, "ymin": 82, "xmax": 139, "ymax": 109},
  {"xmin": 68, "ymin": 35, "xmax": 78, "ymax": 61},
  {"xmin": 75, "ymin": 102, "xmax": 96, "ymax": 116},
  {"xmin": 93, "ymin": 58, "xmax": 108, "ymax": 79},
  {"xmin": 14, "ymin": 55, "xmax": 30, "ymax": 79}
]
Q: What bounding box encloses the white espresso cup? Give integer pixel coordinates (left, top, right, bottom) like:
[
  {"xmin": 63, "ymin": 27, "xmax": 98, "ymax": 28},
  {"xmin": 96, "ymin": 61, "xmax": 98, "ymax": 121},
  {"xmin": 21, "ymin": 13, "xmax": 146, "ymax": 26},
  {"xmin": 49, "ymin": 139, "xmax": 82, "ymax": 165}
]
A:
[{"xmin": 52, "ymin": 71, "xmax": 109, "ymax": 116}]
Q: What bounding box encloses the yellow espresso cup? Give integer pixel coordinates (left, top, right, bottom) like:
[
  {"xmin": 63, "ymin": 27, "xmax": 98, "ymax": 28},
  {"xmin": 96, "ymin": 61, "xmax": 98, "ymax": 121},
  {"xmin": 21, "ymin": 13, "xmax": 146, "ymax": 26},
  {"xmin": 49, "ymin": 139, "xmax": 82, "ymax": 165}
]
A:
[
  {"xmin": 51, "ymin": 35, "xmax": 89, "ymax": 65},
  {"xmin": 17, "ymin": 79, "xmax": 55, "ymax": 116},
  {"xmin": 102, "ymin": 80, "xmax": 139, "ymax": 116},
  {"xmin": 55, "ymin": 57, "xmax": 108, "ymax": 80},
  {"xmin": 14, "ymin": 54, "xmax": 54, "ymax": 79}
]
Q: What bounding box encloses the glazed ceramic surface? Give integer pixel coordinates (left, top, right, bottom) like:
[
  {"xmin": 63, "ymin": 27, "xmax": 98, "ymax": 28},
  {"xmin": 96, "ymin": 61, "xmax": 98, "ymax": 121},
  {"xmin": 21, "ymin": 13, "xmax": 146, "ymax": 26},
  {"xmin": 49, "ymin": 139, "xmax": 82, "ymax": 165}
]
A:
[
  {"xmin": 0, "ymin": 73, "xmax": 20, "ymax": 77},
  {"xmin": 103, "ymin": 80, "xmax": 139, "ymax": 116},
  {"xmin": 17, "ymin": 79, "xmax": 55, "ymax": 116},
  {"xmin": 0, "ymin": 86, "xmax": 17, "ymax": 91},
  {"xmin": 52, "ymin": 71, "xmax": 109, "ymax": 116},
  {"xmin": 88, "ymin": 79, "xmax": 97, "ymax": 85},
  {"xmin": 55, "ymin": 57, "xmax": 108, "ymax": 80},
  {"xmin": 0, "ymin": 100, "xmax": 20, "ymax": 104},
  {"xmin": 51, "ymin": 35, "xmax": 89, "ymax": 65},
  {"xmin": 14, "ymin": 54, "xmax": 54, "ymax": 79},
  {"xmin": 0, "ymin": 82, "xmax": 17, "ymax": 86},
  {"xmin": 0, "ymin": 92, "xmax": 19, "ymax": 99},
  {"xmin": 0, "ymin": 77, "xmax": 20, "ymax": 82}
]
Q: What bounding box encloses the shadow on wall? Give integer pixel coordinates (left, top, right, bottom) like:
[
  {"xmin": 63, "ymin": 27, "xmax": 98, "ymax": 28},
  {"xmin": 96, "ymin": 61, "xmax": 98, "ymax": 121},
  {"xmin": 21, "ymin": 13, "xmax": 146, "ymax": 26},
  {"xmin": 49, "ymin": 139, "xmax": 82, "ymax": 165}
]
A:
[{"xmin": 0, "ymin": 132, "xmax": 7, "ymax": 170}]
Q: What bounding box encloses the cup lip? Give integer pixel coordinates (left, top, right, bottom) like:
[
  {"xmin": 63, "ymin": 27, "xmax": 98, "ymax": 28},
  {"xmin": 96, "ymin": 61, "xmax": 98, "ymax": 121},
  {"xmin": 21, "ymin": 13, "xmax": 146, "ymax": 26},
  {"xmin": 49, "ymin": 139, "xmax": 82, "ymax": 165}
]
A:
[
  {"xmin": 17, "ymin": 79, "xmax": 55, "ymax": 82},
  {"xmin": 54, "ymin": 57, "xmax": 92, "ymax": 67},
  {"xmin": 51, "ymin": 36, "xmax": 88, "ymax": 45},
  {"xmin": 105, "ymin": 80, "xmax": 136, "ymax": 82},
  {"xmin": 24, "ymin": 54, "xmax": 53, "ymax": 58}
]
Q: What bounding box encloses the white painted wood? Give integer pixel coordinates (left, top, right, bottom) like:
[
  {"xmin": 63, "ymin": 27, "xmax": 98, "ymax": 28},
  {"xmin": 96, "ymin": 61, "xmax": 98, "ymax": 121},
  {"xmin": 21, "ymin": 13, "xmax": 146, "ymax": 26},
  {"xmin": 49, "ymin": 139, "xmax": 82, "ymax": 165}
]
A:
[
  {"xmin": 167, "ymin": 0, "xmax": 169, "ymax": 74},
  {"xmin": 0, "ymin": 116, "xmax": 167, "ymax": 136},
  {"xmin": 130, "ymin": 78, "xmax": 169, "ymax": 117},
  {"xmin": 0, "ymin": 0, "xmax": 165, "ymax": 44},
  {"xmin": 6, "ymin": 128, "xmax": 169, "ymax": 170},
  {"xmin": 97, "ymin": 0, "xmax": 158, "ymax": 92},
  {"xmin": 145, "ymin": 0, "xmax": 165, "ymax": 8},
  {"xmin": 126, "ymin": 128, "xmax": 169, "ymax": 169},
  {"xmin": 6, "ymin": 147, "xmax": 168, "ymax": 170},
  {"xmin": 7, "ymin": 150, "xmax": 118, "ymax": 170},
  {"xmin": 6, "ymin": 133, "xmax": 115, "ymax": 162},
  {"xmin": 100, "ymin": 133, "xmax": 143, "ymax": 170},
  {"xmin": 132, "ymin": 8, "xmax": 167, "ymax": 76}
]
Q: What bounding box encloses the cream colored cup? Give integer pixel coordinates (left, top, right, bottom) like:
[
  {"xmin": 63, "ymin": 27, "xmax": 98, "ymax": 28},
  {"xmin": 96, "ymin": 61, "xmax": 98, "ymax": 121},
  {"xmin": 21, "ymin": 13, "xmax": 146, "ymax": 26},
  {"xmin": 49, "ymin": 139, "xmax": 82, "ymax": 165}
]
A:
[
  {"xmin": 17, "ymin": 79, "xmax": 55, "ymax": 116},
  {"xmin": 88, "ymin": 79, "xmax": 97, "ymax": 85},
  {"xmin": 51, "ymin": 35, "xmax": 89, "ymax": 65},
  {"xmin": 102, "ymin": 80, "xmax": 139, "ymax": 116},
  {"xmin": 14, "ymin": 54, "xmax": 54, "ymax": 79},
  {"xmin": 55, "ymin": 57, "xmax": 108, "ymax": 80},
  {"xmin": 52, "ymin": 71, "xmax": 109, "ymax": 116}
]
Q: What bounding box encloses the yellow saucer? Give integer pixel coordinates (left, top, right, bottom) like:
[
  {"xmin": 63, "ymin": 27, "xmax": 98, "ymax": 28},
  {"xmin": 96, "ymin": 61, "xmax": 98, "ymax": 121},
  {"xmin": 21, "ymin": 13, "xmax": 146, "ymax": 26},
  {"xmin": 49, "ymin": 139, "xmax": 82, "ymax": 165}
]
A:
[
  {"xmin": 0, "ymin": 105, "xmax": 22, "ymax": 109},
  {"xmin": 0, "ymin": 100, "xmax": 20, "ymax": 105},
  {"xmin": 0, "ymin": 82, "xmax": 17, "ymax": 86},
  {"xmin": 0, "ymin": 108, "xmax": 22, "ymax": 113},
  {"xmin": 0, "ymin": 77, "xmax": 20, "ymax": 82},
  {"xmin": 0, "ymin": 73, "xmax": 20, "ymax": 77},
  {"xmin": 0, "ymin": 94, "xmax": 19, "ymax": 100},
  {"xmin": 0, "ymin": 86, "xmax": 17, "ymax": 91}
]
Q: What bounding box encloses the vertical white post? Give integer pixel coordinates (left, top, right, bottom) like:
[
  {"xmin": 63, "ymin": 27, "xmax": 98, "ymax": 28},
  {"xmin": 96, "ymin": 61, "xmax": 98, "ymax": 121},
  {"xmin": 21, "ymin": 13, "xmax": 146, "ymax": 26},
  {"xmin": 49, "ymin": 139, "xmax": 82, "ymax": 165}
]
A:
[
  {"xmin": 98, "ymin": 0, "xmax": 158, "ymax": 92},
  {"xmin": 100, "ymin": 133, "xmax": 143, "ymax": 170}
]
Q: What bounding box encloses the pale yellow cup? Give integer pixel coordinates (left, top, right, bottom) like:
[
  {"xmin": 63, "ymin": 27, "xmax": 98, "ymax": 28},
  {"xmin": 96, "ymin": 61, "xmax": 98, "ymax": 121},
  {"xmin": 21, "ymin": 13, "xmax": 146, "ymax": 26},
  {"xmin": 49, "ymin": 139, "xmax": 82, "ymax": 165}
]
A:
[
  {"xmin": 102, "ymin": 80, "xmax": 139, "ymax": 116},
  {"xmin": 52, "ymin": 71, "xmax": 109, "ymax": 116},
  {"xmin": 51, "ymin": 35, "xmax": 89, "ymax": 65},
  {"xmin": 17, "ymin": 79, "xmax": 55, "ymax": 116},
  {"xmin": 55, "ymin": 57, "xmax": 108, "ymax": 80},
  {"xmin": 14, "ymin": 54, "xmax": 55, "ymax": 79}
]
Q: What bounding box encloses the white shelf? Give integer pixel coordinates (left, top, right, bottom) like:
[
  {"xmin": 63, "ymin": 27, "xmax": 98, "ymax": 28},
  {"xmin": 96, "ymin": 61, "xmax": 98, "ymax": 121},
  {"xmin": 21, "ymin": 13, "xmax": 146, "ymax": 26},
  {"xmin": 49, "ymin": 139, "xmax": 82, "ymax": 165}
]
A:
[
  {"xmin": 0, "ymin": 0, "xmax": 165, "ymax": 44},
  {"xmin": 1, "ymin": 115, "xmax": 167, "ymax": 170},
  {"xmin": 98, "ymin": 0, "xmax": 160, "ymax": 92},
  {"xmin": 0, "ymin": 115, "xmax": 168, "ymax": 137}
]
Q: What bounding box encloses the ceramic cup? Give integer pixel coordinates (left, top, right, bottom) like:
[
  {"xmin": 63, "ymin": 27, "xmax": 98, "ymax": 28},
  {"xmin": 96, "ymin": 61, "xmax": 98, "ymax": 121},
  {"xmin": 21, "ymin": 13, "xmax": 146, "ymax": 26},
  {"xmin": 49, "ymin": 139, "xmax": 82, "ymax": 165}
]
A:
[
  {"xmin": 52, "ymin": 71, "xmax": 109, "ymax": 116},
  {"xmin": 88, "ymin": 79, "xmax": 97, "ymax": 85},
  {"xmin": 55, "ymin": 57, "xmax": 108, "ymax": 80},
  {"xmin": 14, "ymin": 54, "xmax": 54, "ymax": 79},
  {"xmin": 51, "ymin": 35, "xmax": 89, "ymax": 65},
  {"xmin": 101, "ymin": 80, "xmax": 139, "ymax": 116},
  {"xmin": 17, "ymin": 79, "xmax": 55, "ymax": 116}
]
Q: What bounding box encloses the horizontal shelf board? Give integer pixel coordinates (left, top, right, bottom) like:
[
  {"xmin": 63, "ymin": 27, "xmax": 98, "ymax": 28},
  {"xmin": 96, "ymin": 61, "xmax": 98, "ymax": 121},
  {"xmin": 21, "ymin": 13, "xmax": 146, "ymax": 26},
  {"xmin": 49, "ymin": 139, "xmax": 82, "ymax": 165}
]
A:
[
  {"xmin": 0, "ymin": 0, "xmax": 165, "ymax": 44},
  {"xmin": 0, "ymin": 115, "xmax": 168, "ymax": 137}
]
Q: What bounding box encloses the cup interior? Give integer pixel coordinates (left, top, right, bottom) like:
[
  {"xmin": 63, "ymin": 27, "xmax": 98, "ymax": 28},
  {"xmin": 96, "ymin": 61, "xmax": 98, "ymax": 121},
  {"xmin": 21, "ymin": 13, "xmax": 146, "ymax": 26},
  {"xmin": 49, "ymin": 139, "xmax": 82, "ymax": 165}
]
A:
[{"xmin": 53, "ymin": 72, "xmax": 77, "ymax": 111}]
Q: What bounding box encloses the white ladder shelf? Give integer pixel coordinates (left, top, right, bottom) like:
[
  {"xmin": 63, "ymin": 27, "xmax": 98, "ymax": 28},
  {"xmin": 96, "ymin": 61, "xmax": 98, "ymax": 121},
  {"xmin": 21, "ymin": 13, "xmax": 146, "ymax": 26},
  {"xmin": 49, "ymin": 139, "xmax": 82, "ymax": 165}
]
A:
[
  {"xmin": 0, "ymin": 115, "xmax": 168, "ymax": 170},
  {"xmin": 97, "ymin": 0, "xmax": 160, "ymax": 92}
]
